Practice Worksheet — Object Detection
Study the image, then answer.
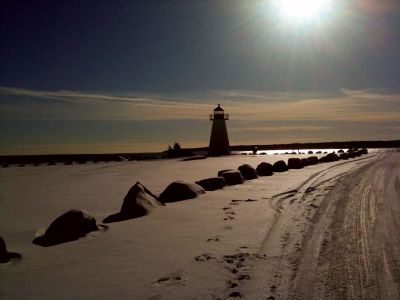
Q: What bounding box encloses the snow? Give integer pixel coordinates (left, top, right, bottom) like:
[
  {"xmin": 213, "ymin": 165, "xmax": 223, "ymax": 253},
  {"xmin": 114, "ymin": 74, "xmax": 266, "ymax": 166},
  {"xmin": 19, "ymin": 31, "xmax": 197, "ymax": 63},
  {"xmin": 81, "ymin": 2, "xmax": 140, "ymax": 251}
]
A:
[{"xmin": 0, "ymin": 152, "xmax": 380, "ymax": 299}]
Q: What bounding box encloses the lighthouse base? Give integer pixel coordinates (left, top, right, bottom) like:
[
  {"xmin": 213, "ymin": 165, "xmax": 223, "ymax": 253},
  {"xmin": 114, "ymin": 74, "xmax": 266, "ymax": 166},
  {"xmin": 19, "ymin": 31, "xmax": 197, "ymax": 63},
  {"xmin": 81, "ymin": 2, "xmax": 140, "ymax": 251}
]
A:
[{"xmin": 208, "ymin": 119, "xmax": 230, "ymax": 156}]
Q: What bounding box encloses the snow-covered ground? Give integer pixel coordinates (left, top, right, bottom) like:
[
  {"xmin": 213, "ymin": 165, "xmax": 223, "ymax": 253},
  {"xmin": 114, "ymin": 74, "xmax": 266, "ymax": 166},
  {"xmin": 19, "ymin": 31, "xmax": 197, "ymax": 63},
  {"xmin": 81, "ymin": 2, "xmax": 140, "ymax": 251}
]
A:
[{"xmin": 1, "ymin": 152, "xmax": 398, "ymax": 299}]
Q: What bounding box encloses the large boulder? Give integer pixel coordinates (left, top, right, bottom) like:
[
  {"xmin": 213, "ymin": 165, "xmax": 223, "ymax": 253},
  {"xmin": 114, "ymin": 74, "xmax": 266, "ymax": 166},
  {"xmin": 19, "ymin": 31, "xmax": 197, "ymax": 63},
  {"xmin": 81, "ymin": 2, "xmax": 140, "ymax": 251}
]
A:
[
  {"xmin": 327, "ymin": 153, "xmax": 340, "ymax": 161},
  {"xmin": 273, "ymin": 160, "xmax": 288, "ymax": 172},
  {"xmin": 218, "ymin": 169, "xmax": 234, "ymax": 177},
  {"xmin": 359, "ymin": 148, "xmax": 368, "ymax": 155},
  {"xmin": 120, "ymin": 182, "xmax": 163, "ymax": 215},
  {"xmin": 238, "ymin": 164, "xmax": 258, "ymax": 180},
  {"xmin": 355, "ymin": 150, "xmax": 363, "ymax": 157},
  {"xmin": 300, "ymin": 158, "xmax": 309, "ymax": 167},
  {"xmin": 307, "ymin": 156, "xmax": 319, "ymax": 165},
  {"xmin": 319, "ymin": 155, "xmax": 329, "ymax": 163},
  {"xmin": 103, "ymin": 182, "xmax": 163, "ymax": 223},
  {"xmin": 319, "ymin": 153, "xmax": 340, "ymax": 163},
  {"xmin": 0, "ymin": 237, "xmax": 22, "ymax": 263},
  {"xmin": 33, "ymin": 210, "xmax": 98, "ymax": 247},
  {"xmin": 288, "ymin": 158, "xmax": 303, "ymax": 169},
  {"xmin": 195, "ymin": 177, "xmax": 226, "ymax": 191},
  {"xmin": 0, "ymin": 237, "xmax": 9, "ymax": 263},
  {"xmin": 220, "ymin": 170, "xmax": 245, "ymax": 185},
  {"xmin": 256, "ymin": 162, "xmax": 273, "ymax": 176},
  {"xmin": 159, "ymin": 181, "xmax": 205, "ymax": 203},
  {"xmin": 347, "ymin": 152, "xmax": 356, "ymax": 158}
]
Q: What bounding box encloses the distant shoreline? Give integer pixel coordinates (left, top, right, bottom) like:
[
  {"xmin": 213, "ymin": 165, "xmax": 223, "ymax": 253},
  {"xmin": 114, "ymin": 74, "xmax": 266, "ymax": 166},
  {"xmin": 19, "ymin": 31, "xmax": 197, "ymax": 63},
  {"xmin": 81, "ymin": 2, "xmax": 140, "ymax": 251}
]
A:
[
  {"xmin": 191, "ymin": 139, "xmax": 400, "ymax": 152},
  {"xmin": 1, "ymin": 139, "xmax": 399, "ymax": 165}
]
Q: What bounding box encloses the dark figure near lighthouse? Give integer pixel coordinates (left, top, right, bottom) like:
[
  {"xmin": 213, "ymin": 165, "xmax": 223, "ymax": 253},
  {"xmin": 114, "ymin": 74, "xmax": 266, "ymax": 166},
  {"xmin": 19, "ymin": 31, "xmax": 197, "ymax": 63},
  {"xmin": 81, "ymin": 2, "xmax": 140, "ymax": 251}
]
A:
[{"xmin": 208, "ymin": 104, "xmax": 230, "ymax": 156}]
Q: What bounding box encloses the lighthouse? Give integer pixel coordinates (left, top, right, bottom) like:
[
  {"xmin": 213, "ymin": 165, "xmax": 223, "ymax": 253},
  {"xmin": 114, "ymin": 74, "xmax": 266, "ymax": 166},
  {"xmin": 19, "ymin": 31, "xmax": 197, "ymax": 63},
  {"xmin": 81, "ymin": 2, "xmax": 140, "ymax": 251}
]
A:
[{"xmin": 208, "ymin": 104, "xmax": 230, "ymax": 156}]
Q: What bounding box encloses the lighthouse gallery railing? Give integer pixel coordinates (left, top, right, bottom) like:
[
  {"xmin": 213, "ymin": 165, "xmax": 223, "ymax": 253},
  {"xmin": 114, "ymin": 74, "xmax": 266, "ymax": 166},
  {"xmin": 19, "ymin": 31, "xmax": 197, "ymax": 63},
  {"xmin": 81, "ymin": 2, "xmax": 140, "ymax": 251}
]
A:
[{"xmin": 209, "ymin": 114, "xmax": 229, "ymax": 120}]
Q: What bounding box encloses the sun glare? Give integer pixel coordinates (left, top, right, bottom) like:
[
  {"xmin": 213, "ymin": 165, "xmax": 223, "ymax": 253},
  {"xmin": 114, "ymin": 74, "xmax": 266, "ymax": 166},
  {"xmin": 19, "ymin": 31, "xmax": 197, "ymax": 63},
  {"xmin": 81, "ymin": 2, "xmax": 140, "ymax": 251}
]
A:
[{"xmin": 277, "ymin": 0, "xmax": 331, "ymax": 21}]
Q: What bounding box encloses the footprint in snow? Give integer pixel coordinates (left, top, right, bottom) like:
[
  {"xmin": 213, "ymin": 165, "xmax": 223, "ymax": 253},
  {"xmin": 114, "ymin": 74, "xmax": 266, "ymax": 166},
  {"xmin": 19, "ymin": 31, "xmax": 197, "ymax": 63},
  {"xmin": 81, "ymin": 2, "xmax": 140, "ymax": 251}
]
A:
[{"xmin": 153, "ymin": 271, "xmax": 186, "ymax": 286}]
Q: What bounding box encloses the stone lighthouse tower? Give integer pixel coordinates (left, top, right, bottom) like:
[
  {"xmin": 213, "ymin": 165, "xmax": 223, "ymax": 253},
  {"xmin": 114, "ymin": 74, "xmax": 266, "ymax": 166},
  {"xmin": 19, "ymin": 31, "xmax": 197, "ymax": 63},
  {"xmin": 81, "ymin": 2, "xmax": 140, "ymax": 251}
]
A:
[{"xmin": 208, "ymin": 104, "xmax": 230, "ymax": 156}]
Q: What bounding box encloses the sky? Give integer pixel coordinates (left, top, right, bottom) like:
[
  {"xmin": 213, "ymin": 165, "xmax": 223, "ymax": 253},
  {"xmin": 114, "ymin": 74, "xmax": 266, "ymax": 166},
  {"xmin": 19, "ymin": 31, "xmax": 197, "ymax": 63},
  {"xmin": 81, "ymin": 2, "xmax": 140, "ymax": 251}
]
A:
[{"xmin": 1, "ymin": 0, "xmax": 399, "ymax": 155}]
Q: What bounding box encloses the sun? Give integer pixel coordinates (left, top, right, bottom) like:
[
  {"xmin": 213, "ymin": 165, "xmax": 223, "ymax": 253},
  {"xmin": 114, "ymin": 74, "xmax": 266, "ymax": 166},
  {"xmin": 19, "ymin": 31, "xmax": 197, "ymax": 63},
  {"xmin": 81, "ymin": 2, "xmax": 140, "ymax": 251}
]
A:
[{"xmin": 276, "ymin": 0, "xmax": 331, "ymax": 21}]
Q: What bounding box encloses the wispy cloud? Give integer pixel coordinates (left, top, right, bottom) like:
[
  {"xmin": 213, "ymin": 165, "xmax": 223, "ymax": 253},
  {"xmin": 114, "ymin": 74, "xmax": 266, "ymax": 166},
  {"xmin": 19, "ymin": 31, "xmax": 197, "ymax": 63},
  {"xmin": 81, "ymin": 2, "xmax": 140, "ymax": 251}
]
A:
[
  {"xmin": 0, "ymin": 86, "xmax": 211, "ymax": 120},
  {"xmin": 1, "ymin": 86, "xmax": 399, "ymax": 123},
  {"xmin": 0, "ymin": 86, "xmax": 207, "ymax": 107},
  {"xmin": 213, "ymin": 89, "xmax": 335, "ymax": 101}
]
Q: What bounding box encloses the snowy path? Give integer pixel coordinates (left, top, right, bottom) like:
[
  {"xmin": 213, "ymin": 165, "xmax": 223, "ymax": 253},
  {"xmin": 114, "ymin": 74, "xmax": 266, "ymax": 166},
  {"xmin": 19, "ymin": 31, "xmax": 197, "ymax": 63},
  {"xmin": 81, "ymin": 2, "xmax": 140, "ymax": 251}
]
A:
[{"xmin": 239, "ymin": 153, "xmax": 400, "ymax": 299}]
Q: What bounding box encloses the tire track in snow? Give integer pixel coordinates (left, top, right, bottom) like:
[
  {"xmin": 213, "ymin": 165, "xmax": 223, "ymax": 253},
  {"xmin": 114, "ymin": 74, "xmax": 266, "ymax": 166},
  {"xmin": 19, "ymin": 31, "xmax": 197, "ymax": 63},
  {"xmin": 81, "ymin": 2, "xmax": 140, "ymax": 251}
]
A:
[{"xmin": 238, "ymin": 154, "xmax": 377, "ymax": 299}]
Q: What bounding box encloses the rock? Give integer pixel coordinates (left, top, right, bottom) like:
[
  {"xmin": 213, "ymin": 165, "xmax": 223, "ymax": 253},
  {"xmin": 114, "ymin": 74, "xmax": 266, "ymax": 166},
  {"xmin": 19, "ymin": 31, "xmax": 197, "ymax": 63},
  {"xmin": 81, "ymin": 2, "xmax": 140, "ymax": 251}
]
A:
[
  {"xmin": 103, "ymin": 182, "xmax": 163, "ymax": 223},
  {"xmin": 318, "ymin": 156, "xmax": 329, "ymax": 163},
  {"xmin": 33, "ymin": 209, "xmax": 98, "ymax": 247},
  {"xmin": 308, "ymin": 150, "xmax": 314, "ymax": 154},
  {"xmin": 220, "ymin": 170, "xmax": 245, "ymax": 185},
  {"xmin": 327, "ymin": 153, "xmax": 340, "ymax": 161},
  {"xmin": 300, "ymin": 158, "xmax": 309, "ymax": 167},
  {"xmin": 273, "ymin": 160, "xmax": 288, "ymax": 172},
  {"xmin": 347, "ymin": 152, "xmax": 356, "ymax": 158},
  {"xmin": 195, "ymin": 177, "xmax": 226, "ymax": 191},
  {"xmin": 218, "ymin": 169, "xmax": 235, "ymax": 177},
  {"xmin": 0, "ymin": 237, "xmax": 21, "ymax": 263},
  {"xmin": 338, "ymin": 149, "xmax": 344, "ymax": 153},
  {"xmin": 256, "ymin": 162, "xmax": 273, "ymax": 176},
  {"xmin": 159, "ymin": 181, "xmax": 205, "ymax": 203},
  {"xmin": 316, "ymin": 151, "xmax": 322, "ymax": 154},
  {"xmin": 340, "ymin": 153, "xmax": 349, "ymax": 160},
  {"xmin": 354, "ymin": 150, "xmax": 363, "ymax": 157},
  {"xmin": 121, "ymin": 182, "xmax": 163, "ymax": 215},
  {"xmin": 288, "ymin": 158, "xmax": 303, "ymax": 169},
  {"xmin": 238, "ymin": 164, "xmax": 258, "ymax": 180},
  {"xmin": 0, "ymin": 237, "xmax": 8, "ymax": 263},
  {"xmin": 360, "ymin": 148, "xmax": 368, "ymax": 155},
  {"xmin": 319, "ymin": 153, "xmax": 340, "ymax": 163},
  {"xmin": 307, "ymin": 156, "xmax": 319, "ymax": 165}
]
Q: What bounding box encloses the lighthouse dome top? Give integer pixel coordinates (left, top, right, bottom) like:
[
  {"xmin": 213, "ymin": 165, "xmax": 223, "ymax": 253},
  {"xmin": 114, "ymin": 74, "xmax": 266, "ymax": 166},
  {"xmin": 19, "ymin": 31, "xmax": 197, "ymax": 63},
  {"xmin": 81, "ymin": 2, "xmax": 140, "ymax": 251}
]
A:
[{"xmin": 214, "ymin": 104, "xmax": 224, "ymax": 111}]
